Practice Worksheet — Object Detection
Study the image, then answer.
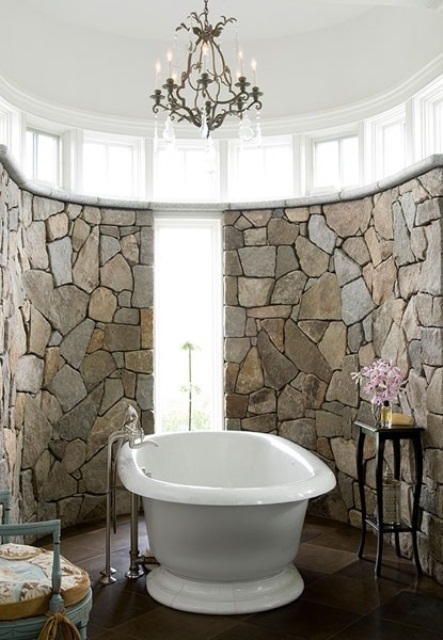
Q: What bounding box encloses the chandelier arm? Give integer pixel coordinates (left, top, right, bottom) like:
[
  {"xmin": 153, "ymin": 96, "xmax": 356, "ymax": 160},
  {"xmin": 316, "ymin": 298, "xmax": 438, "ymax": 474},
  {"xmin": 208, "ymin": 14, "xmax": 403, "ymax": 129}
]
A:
[
  {"xmin": 153, "ymin": 84, "xmax": 204, "ymax": 129},
  {"xmin": 169, "ymin": 93, "xmax": 203, "ymax": 128},
  {"xmin": 213, "ymin": 41, "xmax": 233, "ymax": 88},
  {"xmin": 169, "ymin": 83, "xmax": 204, "ymax": 127}
]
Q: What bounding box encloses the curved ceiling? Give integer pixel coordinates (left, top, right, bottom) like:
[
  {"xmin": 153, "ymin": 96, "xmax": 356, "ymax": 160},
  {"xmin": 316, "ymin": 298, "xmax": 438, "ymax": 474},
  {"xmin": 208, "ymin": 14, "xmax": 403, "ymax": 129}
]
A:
[
  {"xmin": 0, "ymin": 0, "xmax": 443, "ymax": 131},
  {"xmin": 18, "ymin": 0, "xmax": 372, "ymax": 40}
]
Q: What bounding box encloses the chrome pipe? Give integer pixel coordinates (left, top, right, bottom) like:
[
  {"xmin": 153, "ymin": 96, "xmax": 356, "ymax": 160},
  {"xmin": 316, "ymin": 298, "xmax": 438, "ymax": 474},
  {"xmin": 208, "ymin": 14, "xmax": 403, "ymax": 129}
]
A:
[
  {"xmin": 125, "ymin": 492, "xmax": 144, "ymax": 579},
  {"xmin": 100, "ymin": 430, "xmax": 125, "ymax": 585}
]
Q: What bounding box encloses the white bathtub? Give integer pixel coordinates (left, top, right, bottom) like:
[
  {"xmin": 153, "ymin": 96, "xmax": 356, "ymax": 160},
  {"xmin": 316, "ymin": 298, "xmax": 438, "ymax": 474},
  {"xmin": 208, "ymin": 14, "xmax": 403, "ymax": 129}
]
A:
[{"xmin": 118, "ymin": 430, "xmax": 336, "ymax": 614}]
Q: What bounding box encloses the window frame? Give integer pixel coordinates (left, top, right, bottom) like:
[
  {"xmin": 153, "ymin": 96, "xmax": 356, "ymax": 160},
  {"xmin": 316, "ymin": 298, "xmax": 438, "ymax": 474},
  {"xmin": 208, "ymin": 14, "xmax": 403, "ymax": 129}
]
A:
[
  {"xmin": 153, "ymin": 212, "xmax": 224, "ymax": 433},
  {"xmin": 25, "ymin": 127, "xmax": 62, "ymax": 188},
  {"xmin": 364, "ymin": 104, "xmax": 407, "ymax": 183},
  {"xmin": 153, "ymin": 137, "xmax": 221, "ymax": 203},
  {"xmin": 82, "ymin": 130, "xmax": 145, "ymax": 199},
  {"xmin": 412, "ymin": 74, "xmax": 443, "ymax": 160},
  {"xmin": 227, "ymin": 133, "xmax": 294, "ymax": 202},
  {"xmin": 305, "ymin": 127, "xmax": 361, "ymax": 195}
]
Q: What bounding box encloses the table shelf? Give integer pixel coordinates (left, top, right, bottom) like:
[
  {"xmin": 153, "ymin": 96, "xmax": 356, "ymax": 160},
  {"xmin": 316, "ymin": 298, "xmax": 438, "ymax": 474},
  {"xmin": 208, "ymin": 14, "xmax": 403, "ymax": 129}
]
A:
[{"xmin": 365, "ymin": 516, "xmax": 414, "ymax": 535}]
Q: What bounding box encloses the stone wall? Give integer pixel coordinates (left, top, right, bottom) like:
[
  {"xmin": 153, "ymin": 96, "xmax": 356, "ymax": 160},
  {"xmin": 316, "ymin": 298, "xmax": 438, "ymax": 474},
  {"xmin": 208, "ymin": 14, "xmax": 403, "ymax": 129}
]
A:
[
  {"xmin": 0, "ymin": 164, "xmax": 22, "ymax": 524},
  {"xmin": 0, "ymin": 157, "xmax": 154, "ymax": 526},
  {"xmin": 1, "ymin": 146, "xmax": 443, "ymax": 585},
  {"xmin": 223, "ymin": 171, "xmax": 443, "ymax": 583}
]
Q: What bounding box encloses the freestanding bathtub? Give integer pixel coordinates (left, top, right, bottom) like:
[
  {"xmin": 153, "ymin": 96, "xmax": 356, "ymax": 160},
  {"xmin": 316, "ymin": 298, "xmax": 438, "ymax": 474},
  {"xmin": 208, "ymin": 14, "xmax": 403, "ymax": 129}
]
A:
[{"xmin": 118, "ymin": 430, "xmax": 336, "ymax": 614}]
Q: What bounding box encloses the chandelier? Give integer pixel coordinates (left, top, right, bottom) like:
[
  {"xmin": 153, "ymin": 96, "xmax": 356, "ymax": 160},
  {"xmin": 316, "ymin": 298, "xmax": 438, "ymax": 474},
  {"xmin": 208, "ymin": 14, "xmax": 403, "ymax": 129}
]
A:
[{"xmin": 151, "ymin": 0, "xmax": 263, "ymax": 140}]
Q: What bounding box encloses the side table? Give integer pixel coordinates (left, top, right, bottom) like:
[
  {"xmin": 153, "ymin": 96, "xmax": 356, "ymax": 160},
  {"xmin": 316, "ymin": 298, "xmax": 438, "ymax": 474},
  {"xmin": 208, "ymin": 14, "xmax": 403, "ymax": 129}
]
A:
[{"xmin": 354, "ymin": 420, "xmax": 424, "ymax": 576}]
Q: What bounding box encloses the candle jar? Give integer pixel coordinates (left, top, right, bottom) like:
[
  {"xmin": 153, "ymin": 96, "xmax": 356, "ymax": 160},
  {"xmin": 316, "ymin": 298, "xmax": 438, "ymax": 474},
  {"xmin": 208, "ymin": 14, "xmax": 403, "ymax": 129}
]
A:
[{"xmin": 380, "ymin": 400, "xmax": 393, "ymax": 428}]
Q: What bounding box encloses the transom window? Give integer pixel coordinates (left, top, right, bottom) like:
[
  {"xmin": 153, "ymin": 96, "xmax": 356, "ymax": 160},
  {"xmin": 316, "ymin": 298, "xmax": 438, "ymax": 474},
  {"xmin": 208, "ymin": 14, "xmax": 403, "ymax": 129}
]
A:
[
  {"xmin": 312, "ymin": 135, "xmax": 359, "ymax": 192},
  {"xmin": 153, "ymin": 140, "xmax": 220, "ymax": 202},
  {"xmin": 377, "ymin": 120, "xmax": 406, "ymax": 179},
  {"xmin": 7, "ymin": 71, "xmax": 443, "ymax": 201},
  {"xmin": 228, "ymin": 136, "xmax": 293, "ymax": 201},
  {"xmin": 82, "ymin": 132, "xmax": 143, "ymax": 199},
  {"xmin": 365, "ymin": 105, "xmax": 406, "ymax": 182},
  {"xmin": 25, "ymin": 128, "xmax": 61, "ymax": 187}
]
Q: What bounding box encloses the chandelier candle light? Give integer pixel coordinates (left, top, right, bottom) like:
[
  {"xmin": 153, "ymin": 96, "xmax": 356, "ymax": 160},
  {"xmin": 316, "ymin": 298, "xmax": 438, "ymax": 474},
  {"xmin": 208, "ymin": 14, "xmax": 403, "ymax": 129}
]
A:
[{"xmin": 151, "ymin": 0, "xmax": 263, "ymax": 140}]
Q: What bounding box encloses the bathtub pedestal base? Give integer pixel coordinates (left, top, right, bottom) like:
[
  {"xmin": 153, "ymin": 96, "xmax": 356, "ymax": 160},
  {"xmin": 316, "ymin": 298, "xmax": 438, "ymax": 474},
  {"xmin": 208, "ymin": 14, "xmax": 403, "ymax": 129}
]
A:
[{"xmin": 146, "ymin": 564, "xmax": 304, "ymax": 614}]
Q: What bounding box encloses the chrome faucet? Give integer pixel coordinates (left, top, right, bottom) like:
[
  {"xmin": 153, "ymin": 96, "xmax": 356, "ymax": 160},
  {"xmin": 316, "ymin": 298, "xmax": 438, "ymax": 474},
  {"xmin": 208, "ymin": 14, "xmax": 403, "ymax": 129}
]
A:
[{"xmin": 100, "ymin": 402, "xmax": 158, "ymax": 585}]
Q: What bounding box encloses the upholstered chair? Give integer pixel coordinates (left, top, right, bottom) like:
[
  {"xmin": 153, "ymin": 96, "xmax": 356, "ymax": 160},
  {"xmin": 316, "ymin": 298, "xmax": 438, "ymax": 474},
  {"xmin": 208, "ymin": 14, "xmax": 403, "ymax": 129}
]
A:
[{"xmin": 0, "ymin": 491, "xmax": 92, "ymax": 639}]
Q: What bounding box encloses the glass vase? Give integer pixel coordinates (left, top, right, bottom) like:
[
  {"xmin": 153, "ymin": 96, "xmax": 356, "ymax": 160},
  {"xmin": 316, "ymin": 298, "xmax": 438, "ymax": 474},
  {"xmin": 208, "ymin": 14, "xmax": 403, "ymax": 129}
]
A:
[{"xmin": 371, "ymin": 403, "xmax": 381, "ymax": 425}]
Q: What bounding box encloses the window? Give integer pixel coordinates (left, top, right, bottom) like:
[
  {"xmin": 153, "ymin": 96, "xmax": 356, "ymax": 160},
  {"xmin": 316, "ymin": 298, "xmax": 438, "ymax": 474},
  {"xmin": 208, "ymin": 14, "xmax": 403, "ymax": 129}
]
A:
[
  {"xmin": 311, "ymin": 135, "xmax": 359, "ymax": 192},
  {"xmin": 154, "ymin": 216, "xmax": 223, "ymax": 433},
  {"xmin": 229, "ymin": 135, "xmax": 293, "ymax": 201},
  {"xmin": 413, "ymin": 76, "xmax": 443, "ymax": 159},
  {"xmin": 377, "ymin": 120, "xmax": 405, "ymax": 178},
  {"xmin": 82, "ymin": 132, "xmax": 143, "ymax": 199},
  {"xmin": 25, "ymin": 129, "xmax": 61, "ymax": 187},
  {"xmin": 153, "ymin": 139, "xmax": 220, "ymax": 202},
  {"xmin": 5, "ymin": 71, "xmax": 443, "ymax": 202},
  {"xmin": 365, "ymin": 105, "xmax": 406, "ymax": 182}
]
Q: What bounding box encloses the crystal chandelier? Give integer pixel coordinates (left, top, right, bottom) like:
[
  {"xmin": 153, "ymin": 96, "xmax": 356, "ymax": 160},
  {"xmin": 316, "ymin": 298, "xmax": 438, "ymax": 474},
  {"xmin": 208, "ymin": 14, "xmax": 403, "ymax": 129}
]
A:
[{"xmin": 151, "ymin": 0, "xmax": 263, "ymax": 140}]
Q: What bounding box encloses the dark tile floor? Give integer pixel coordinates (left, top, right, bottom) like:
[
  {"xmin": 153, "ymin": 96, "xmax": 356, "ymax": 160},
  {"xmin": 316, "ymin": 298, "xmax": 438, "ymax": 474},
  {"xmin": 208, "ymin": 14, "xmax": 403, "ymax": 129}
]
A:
[{"xmin": 58, "ymin": 514, "xmax": 443, "ymax": 640}]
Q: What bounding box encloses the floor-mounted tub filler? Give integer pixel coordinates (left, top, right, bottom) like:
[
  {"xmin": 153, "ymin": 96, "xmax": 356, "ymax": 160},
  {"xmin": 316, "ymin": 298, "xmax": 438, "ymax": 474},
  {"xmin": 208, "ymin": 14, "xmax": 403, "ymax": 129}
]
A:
[{"xmin": 118, "ymin": 430, "xmax": 336, "ymax": 614}]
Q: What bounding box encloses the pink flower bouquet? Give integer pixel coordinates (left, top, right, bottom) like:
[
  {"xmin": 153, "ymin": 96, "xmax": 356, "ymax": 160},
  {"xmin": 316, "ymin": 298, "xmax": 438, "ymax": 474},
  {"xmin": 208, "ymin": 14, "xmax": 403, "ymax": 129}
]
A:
[{"xmin": 351, "ymin": 359, "xmax": 406, "ymax": 406}]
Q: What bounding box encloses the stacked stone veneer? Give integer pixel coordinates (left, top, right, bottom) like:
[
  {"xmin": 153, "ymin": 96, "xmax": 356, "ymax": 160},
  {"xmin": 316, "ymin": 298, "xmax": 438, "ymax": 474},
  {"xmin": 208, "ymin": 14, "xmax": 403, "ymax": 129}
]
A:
[
  {"xmin": 223, "ymin": 170, "xmax": 443, "ymax": 582},
  {"xmin": 1, "ymin": 149, "xmax": 443, "ymax": 584},
  {"xmin": 0, "ymin": 160, "xmax": 153, "ymax": 526}
]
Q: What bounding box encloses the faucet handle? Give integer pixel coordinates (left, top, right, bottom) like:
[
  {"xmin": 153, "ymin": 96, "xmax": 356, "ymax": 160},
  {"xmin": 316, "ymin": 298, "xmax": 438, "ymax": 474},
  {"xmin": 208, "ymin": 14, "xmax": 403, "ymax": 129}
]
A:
[
  {"xmin": 123, "ymin": 403, "xmax": 144, "ymax": 447},
  {"xmin": 123, "ymin": 404, "xmax": 139, "ymax": 432}
]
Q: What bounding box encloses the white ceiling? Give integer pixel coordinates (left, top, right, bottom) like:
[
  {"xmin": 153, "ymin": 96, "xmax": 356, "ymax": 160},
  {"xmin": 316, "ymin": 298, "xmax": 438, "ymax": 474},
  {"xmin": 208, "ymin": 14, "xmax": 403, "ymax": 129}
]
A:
[
  {"xmin": 17, "ymin": 0, "xmax": 442, "ymax": 41},
  {"xmin": 1, "ymin": 0, "xmax": 443, "ymax": 128},
  {"xmin": 19, "ymin": 0, "xmax": 373, "ymax": 40}
]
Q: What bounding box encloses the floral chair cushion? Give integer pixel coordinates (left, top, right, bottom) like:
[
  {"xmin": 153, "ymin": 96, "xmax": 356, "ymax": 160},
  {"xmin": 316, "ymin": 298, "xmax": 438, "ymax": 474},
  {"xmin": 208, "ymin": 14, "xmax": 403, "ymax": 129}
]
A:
[{"xmin": 0, "ymin": 543, "xmax": 90, "ymax": 621}]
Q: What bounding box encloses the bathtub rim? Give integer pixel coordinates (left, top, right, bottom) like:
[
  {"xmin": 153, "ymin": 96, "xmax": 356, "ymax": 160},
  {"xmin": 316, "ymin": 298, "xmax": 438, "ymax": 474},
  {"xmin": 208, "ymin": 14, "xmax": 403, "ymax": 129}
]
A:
[{"xmin": 118, "ymin": 430, "xmax": 336, "ymax": 506}]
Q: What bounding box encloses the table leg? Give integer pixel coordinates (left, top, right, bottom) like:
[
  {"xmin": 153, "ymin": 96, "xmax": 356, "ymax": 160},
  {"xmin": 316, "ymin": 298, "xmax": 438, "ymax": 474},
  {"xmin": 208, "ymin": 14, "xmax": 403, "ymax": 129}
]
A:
[
  {"xmin": 356, "ymin": 430, "xmax": 367, "ymax": 559},
  {"xmin": 375, "ymin": 435, "xmax": 385, "ymax": 576},
  {"xmin": 411, "ymin": 435, "xmax": 423, "ymax": 575},
  {"xmin": 393, "ymin": 439, "xmax": 401, "ymax": 557}
]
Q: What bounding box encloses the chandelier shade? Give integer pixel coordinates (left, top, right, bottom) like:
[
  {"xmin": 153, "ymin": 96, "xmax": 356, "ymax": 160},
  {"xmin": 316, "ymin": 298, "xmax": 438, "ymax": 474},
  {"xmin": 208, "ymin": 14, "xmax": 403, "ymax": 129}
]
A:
[{"xmin": 150, "ymin": 0, "xmax": 263, "ymax": 138}]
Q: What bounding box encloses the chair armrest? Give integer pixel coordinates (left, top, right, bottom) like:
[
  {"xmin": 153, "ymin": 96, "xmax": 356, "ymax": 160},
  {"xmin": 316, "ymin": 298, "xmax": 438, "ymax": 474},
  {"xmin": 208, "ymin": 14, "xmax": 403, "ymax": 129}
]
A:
[{"xmin": 0, "ymin": 520, "xmax": 61, "ymax": 540}]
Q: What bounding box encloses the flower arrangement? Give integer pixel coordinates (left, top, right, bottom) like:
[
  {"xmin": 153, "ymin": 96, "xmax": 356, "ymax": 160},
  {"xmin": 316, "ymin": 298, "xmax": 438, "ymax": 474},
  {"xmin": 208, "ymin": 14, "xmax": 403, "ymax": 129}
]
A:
[{"xmin": 351, "ymin": 359, "xmax": 406, "ymax": 406}]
